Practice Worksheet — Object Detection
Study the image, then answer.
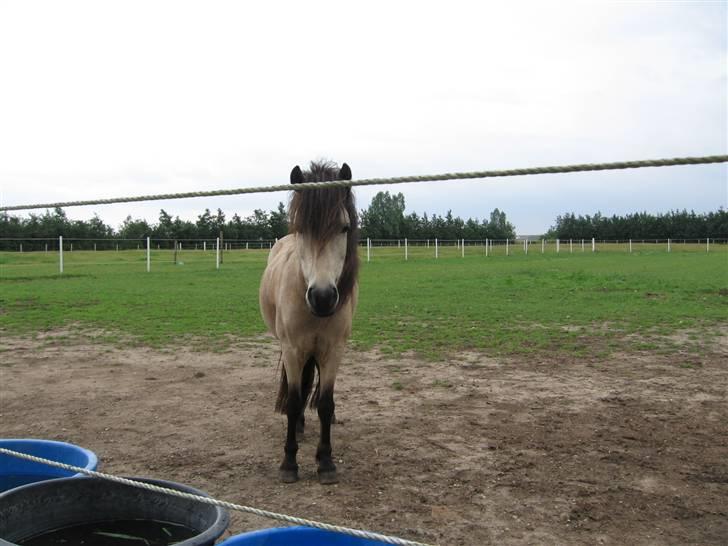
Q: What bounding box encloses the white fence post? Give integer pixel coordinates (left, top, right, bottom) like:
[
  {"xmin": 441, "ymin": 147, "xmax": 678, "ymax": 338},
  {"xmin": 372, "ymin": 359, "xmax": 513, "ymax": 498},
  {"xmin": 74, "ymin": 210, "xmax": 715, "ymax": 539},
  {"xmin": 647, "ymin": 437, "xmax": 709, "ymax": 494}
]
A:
[
  {"xmin": 591, "ymin": 238, "xmax": 595, "ymax": 252},
  {"xmin": 485, "ymin": 238, "xmax": 489, "ymax": 257},
  {"xmin": 405, "ymin": 238, "xmax": 408, "ymax": 261},
  {"xmin": 462, "ymin": 239, "xmax": 465, "ymax": 258},
  {"xmin": 45, "ymin": 243, "xmax": 48, "ymax": 253},
  {"xmin": 707, "ymin": 238, "xmax": 710, "ymax": 252},
  {"xmin": 581, "ymin": 239, "xmax": 584, "ymax": 252},
  {"xmin": 59, "ymin": 235, "xmax": 64, "ymax": 274},
  {"xmin": 216, "ymin": 237, "xmax": 220, "ymax": 270},
  {"xmin": 435, "ymin": 238, "xmax": 438, "ymax": 259},
  {"xmin": 570, "ymin": 239, "xmax": 573, "ymax": 253},
  {"xmin": 629, "ymin": 239, "xmax": 632, "ymax": 253},
  {"xmin": 367, "ymin": 238, "xmax": 371, "ymax": 262},
  {"xmin": 506, "ymin": 239, "xmax": 509, "ymax": 256},
  {"xmin": 556, "ymin": 239, "xmax": 560, "ymax": 253},
  {"xmin": 146, "ymin": 236, "xmax": 151, "ymax": 272},
  {"xmin": 541, "ymin": 239, "xmax": 545, "ymax": 254},
  {"xmin": 668, "ymin": 238, "xmax": 671, "ymax": 253}
]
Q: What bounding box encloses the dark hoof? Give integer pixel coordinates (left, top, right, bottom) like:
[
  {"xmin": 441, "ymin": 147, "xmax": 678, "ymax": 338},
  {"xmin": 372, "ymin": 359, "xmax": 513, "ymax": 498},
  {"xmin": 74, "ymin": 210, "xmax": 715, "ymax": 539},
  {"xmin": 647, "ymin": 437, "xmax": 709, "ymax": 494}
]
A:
[
  {"xmin": 318, "ymin": 469, "xmax": 338, "ymax": 485},
  {"xmin": 279, "ymin": 468, "xmax": 299, "ymax": 483}
]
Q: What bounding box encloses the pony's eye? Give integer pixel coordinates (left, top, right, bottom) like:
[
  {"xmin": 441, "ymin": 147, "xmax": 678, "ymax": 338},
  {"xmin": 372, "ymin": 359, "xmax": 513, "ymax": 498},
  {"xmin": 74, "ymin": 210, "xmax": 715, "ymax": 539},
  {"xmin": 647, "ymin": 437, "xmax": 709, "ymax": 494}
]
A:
[{"xmin": 341, "ymin": 225, "xmax": 350, "ymax": 234}]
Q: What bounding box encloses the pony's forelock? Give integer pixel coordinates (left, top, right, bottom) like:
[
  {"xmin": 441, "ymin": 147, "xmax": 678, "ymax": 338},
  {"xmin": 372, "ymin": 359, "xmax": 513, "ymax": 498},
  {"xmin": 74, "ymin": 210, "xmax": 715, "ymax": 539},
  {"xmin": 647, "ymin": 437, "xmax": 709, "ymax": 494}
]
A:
[
  {"xmin": 288, "ymin": 160, "xmax": 360, "ymax": 307},
  {"xmin": 289, "ymin": 160, "xmax": 355, "ymax": 240}
]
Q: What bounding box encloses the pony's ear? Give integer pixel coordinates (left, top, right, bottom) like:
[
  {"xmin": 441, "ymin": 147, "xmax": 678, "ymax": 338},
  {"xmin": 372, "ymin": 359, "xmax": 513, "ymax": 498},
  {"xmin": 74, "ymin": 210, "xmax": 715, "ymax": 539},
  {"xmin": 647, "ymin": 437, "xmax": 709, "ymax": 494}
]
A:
[
  {"xmin": 339, "ymin": 163, "xmax": 352, "ymax": 181},
  {"xmin": 290, "ymin": 165, "xmax": 304, "ymax": 185}
]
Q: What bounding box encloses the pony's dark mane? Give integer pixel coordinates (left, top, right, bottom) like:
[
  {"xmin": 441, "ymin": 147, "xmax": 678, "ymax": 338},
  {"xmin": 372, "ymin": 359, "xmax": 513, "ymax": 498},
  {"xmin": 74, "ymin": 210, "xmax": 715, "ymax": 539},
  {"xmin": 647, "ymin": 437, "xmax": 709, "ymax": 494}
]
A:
[{"xmin": 288, "ymin": 160, "xmax": 359, "ymax": 307}]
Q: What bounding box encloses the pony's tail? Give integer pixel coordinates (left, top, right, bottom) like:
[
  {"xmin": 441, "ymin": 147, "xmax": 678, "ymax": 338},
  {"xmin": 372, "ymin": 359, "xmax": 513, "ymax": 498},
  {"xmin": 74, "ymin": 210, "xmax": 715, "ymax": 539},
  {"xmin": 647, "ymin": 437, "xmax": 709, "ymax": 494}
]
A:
[{"xmin": 275, "ymin": 355, "xmax": 321, "ymax": 414}]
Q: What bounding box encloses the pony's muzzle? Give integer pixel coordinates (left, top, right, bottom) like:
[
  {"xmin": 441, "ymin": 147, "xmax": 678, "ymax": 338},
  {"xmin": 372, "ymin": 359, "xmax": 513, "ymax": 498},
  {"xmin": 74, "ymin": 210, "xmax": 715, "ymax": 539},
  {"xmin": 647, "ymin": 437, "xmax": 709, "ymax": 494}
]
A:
[{"xmin": 306, "ymin": 285, "xmax": 339, "ymax": 317}]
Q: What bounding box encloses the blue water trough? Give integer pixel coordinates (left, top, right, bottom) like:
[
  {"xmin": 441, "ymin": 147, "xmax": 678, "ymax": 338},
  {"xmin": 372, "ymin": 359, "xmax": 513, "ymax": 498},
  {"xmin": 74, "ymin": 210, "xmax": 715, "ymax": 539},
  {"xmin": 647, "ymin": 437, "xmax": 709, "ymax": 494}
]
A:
[
  {"xmin": 0, "ymin": 438, "xmax": 98, "ymax": 492},
  {"xmin": 219, "ymin": 526, "xmax": 384, "ymax": 545}
]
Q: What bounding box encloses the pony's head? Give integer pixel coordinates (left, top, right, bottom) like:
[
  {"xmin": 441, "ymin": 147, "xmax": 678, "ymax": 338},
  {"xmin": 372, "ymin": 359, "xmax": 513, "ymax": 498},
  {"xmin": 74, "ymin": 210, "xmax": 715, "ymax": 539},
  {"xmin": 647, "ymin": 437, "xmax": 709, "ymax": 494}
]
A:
[{"xmin": 289, "ymin": 160, "xmax": 359, "ymax": 317}]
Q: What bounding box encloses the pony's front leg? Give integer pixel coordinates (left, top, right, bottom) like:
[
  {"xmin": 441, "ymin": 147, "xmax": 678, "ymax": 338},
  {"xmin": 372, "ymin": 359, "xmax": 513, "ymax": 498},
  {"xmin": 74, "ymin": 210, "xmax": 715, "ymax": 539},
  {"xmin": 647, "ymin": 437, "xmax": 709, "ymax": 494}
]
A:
[
  {"xmin": 316, "ymin": 346, "xmax": 342, "ymax": 485},
  {"xmin": 316, "ymin": 387, "xmax": 337, "ymax": 484},
  {"xmin": 280, "ymin": 348, "xmax": 303, "ymax": 483},
  {"xmin": 280, "ymin": 386, "xmax": 302, "ymax": 482}
]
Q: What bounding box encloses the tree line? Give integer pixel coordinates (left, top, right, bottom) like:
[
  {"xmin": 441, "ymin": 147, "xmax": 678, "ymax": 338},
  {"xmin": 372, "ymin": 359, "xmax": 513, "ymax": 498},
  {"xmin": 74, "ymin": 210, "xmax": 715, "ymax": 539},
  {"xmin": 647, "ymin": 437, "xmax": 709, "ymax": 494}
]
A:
[
  {"xmin": 0, "ymin": 205, "xmax": 289, "ymax": 250},
  {"xmin": 359, "ymin": 191, "xmax": 515, "ymax": 240},
  {"xmin": 1, "ymin": 192, "xmax": 725, "ymax": 251},
  {"xmin": 0, "ymin": 192, "xmax": 516, "ymax": 247},
  {"xmin": 546, "ymin": 209, "xmax": 727, "ymax": 240}
]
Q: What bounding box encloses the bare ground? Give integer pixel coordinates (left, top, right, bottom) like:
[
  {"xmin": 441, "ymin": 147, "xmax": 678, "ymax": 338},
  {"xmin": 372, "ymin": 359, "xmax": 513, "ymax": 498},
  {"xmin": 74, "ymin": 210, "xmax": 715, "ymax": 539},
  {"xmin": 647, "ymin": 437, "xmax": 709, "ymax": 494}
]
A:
[{"xmin": 1, "ymin": 332, "xmax": 726, "ymax": 545}]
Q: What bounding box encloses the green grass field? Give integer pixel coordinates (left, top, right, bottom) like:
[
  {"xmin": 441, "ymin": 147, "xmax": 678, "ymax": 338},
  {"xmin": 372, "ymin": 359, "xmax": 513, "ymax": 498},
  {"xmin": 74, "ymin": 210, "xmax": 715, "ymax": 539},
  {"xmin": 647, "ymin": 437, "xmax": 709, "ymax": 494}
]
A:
[{"xmin": 1, "ymin": 246, "xmax": 726, "ymax": 359}]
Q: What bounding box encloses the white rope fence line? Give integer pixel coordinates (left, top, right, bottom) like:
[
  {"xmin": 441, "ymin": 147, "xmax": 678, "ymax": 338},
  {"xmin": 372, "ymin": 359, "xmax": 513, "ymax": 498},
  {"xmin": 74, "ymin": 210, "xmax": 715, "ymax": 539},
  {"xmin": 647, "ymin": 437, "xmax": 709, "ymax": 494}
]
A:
[
  {"xmin": 1, "ymin": 155, "xmax": 726, "ymax": 212},
  {"xmin": 0, "ymin": 448, "xmax": 435, "ymax": 546}
]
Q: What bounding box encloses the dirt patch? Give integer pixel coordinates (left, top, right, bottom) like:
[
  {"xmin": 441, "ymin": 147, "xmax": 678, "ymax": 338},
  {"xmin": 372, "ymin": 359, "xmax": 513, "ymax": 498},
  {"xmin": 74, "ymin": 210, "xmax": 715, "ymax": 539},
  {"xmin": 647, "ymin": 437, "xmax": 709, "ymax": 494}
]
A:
[{"xmin": 1, "ymin": 334, "xmax": 726, "ymax": 545}]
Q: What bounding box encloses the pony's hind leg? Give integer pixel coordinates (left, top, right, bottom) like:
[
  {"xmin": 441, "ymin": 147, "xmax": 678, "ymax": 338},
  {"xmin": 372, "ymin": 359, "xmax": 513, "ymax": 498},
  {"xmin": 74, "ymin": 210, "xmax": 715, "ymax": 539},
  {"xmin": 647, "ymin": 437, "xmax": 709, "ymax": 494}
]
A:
[
  {"xmin": 296, "ymin": 413, "xmax": 305, "ymax": 437},
  {"xmin": 297, "ymin": 356, "xmax": 317, "ymax": 438}
]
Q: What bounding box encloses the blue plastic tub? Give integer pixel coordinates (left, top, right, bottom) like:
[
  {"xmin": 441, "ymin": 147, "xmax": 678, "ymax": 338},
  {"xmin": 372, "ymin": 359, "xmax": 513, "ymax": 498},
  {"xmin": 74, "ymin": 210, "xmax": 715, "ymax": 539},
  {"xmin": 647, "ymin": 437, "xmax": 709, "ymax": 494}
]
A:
[
  {"xmin": 0, "ymin": 439, "xmax": 98, "ymax": 492},
  {"xmin": 219, "ymin": 527, "xmax": 382, "ymax": 545}
]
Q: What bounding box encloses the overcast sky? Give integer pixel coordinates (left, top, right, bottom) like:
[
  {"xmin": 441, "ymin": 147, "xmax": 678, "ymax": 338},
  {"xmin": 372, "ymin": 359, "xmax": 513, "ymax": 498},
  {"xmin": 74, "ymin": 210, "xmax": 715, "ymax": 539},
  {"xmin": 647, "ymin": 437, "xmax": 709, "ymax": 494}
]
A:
[{"xmin": 1, "ymin": 1, "xmax": 726, "ymax": 235}]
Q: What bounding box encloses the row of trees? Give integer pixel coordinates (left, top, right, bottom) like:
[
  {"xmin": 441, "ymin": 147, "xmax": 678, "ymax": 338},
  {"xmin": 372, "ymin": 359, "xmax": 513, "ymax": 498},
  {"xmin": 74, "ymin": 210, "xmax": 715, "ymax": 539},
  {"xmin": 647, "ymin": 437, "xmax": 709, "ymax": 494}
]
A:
[
  {"xmin": 0, "ymin": 208, "xmax": 114, "ymax": 240},
  {"xmin": 0, "ymin": 205, "xmax": 290, "ymax": 244},
  {"xmin": 119, "ymin": 204, "xmax": 289, "ymax": 241},
  {"xmin": 360, "ymin": 191, "xmax": 515, "ymax": 240},
  {"xmin": 546, "ymin": 209, "xmax": 728, "ymax": 240},
  {"xmin": 0, "ymin": 192, "xmax": 517, "ymax": 243},
  {"xmin": 1, "ymin": 194, "xmax": 725, "ymax": 248}
]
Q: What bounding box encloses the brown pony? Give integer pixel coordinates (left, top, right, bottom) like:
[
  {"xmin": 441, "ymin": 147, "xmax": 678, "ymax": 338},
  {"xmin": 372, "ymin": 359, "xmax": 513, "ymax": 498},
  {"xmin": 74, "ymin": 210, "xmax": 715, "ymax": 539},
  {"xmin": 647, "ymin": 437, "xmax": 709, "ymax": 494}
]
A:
[{"xmin": 259, "ymin": 160, "xmax": 359, "ymax": 484}]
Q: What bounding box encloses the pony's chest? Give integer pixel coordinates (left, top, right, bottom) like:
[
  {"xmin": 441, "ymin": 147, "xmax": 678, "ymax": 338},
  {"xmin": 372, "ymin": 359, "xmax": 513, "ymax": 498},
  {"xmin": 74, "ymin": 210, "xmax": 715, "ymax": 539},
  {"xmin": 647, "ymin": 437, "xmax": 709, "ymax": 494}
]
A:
[{"xmin": 278, "ymin": 309, "xmax": 351, "ymax": 350}]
